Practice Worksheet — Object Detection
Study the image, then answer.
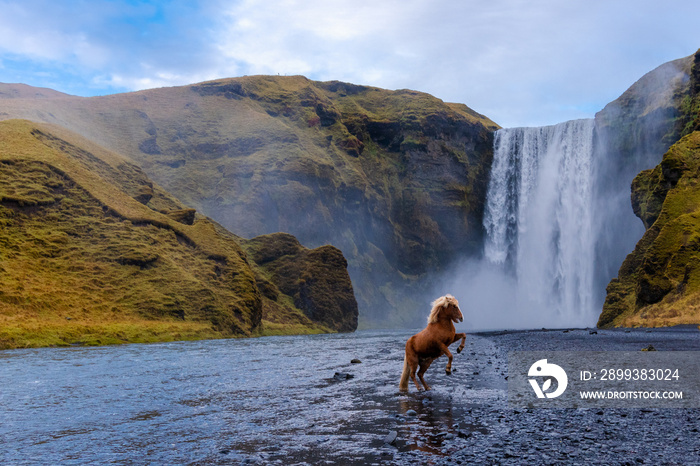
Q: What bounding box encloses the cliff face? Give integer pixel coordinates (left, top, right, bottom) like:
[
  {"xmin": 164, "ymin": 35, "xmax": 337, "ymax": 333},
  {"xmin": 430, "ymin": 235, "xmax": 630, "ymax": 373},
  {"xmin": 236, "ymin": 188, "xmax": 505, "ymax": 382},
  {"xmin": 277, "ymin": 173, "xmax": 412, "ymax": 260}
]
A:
[
  {"xmin": 0, "ymin": 120, "xmax": 357, "ymax": 348},
  {"xmin": 592, "ymin": 52, "xmax": 694, "ymax": 288},
  {"xmin": 0, "ymin": 76, "xmax": 498, "ymax": 326},
  {"xmin": 599, "ymin": 131, "xmax": 700, "ymax": 327},
  {"xmin": 595, "ymin": 55, "xmax": 693, "ymax": 162},
  {"xmin": 598, "ymin": 49, "xmax": 700, "ymax": 327}
]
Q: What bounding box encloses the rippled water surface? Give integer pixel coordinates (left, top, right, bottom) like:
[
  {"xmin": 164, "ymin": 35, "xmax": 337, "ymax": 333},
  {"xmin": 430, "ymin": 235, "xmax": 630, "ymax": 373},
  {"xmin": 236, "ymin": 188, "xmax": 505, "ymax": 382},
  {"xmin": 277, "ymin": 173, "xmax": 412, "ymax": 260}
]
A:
[{"xmin": 0, "ymin": 330, "xmax": 505, "ymax": 464}]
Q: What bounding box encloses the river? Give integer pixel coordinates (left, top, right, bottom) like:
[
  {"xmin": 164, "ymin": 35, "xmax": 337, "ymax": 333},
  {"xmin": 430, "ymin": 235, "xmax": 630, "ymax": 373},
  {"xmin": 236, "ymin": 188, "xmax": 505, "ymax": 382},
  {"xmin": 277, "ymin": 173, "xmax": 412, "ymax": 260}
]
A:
[{"xmin": 1, "ymin": 328, "xmax": 699, "ymax": 464}]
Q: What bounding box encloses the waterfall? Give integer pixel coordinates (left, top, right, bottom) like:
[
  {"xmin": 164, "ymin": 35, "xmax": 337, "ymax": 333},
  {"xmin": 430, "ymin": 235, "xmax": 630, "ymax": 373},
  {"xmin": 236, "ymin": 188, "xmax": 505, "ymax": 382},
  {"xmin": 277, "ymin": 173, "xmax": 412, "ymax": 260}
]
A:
[{"xmin": 483, "ymin": 119, "xmax": 596, "ymax": 326}]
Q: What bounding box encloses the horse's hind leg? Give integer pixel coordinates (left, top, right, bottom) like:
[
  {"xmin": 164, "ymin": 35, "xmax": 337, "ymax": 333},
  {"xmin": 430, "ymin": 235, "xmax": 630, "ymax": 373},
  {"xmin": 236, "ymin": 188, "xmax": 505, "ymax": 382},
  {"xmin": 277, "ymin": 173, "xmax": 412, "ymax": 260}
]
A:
[
  {"xmin": 407, "ymin": 352, "xmax": 422, "ymax": 391},
  {"xmin": 418, "ymin": 358, "xmax": 434, "ymax": 391}
]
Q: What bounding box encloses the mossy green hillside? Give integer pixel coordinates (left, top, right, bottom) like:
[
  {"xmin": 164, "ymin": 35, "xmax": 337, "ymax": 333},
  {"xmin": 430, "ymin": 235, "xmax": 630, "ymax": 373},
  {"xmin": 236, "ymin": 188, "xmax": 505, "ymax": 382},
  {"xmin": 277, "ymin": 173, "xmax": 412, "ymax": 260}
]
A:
[
  {"xmin": 0, "ymin": 120, "xmax": 263, "ymax": 348},
  {"xmin": 0, "ymin": 120, "xmax": 357, "ymax": 348},
  {"xmin": 148, "ymin": 77, "xmax": 499, "ymax": 326},
  {"xmin": 0, "ymin": 76, "xmax": 499, "ymax": 325},
  {"xmin": 599, "ymin": 131, "xmax": 700, "ymax": 328}
]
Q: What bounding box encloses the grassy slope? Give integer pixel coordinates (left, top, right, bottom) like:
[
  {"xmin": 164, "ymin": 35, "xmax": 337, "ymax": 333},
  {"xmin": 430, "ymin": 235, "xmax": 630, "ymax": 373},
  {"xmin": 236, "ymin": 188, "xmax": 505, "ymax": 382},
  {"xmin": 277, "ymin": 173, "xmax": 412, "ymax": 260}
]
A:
[
  {"xmin": 0, "ymin": 119, "xmax": 343, "ymax": 348},
  {"xmin": 0, "ymin": 76, "xmax": 498, "ymax": 326}
]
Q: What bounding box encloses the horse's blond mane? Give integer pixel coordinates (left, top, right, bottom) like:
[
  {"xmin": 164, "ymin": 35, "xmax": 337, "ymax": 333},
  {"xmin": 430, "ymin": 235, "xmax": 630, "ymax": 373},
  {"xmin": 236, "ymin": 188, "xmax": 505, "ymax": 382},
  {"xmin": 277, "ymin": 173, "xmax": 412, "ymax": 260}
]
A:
[{"xmin": 427, "ymin": 294, "xmax": 459, "ymax": 324}]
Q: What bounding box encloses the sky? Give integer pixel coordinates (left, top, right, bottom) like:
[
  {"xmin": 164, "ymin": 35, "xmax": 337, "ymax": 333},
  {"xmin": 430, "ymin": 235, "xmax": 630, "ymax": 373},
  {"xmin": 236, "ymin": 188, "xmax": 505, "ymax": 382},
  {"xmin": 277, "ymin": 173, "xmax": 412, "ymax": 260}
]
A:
[{"xmin": 0, "ymin": 0, "xmax": 699, "ymax": 128}]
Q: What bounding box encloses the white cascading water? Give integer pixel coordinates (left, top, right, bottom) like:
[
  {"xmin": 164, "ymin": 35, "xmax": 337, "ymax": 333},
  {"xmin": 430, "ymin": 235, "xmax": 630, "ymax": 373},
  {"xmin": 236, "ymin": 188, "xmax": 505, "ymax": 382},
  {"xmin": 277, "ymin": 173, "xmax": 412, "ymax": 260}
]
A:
[{"xmin": 483, "ymin": 119, "xmax": 596, "ymax": 327}]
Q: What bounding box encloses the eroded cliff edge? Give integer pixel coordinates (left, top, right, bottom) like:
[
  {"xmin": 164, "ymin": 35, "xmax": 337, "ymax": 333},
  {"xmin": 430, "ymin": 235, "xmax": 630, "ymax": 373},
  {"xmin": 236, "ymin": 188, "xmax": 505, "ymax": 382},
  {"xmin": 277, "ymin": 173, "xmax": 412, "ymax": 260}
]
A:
[{"xmin": 599, "ymin": 49, "xmax": 700, "ymax": 327}]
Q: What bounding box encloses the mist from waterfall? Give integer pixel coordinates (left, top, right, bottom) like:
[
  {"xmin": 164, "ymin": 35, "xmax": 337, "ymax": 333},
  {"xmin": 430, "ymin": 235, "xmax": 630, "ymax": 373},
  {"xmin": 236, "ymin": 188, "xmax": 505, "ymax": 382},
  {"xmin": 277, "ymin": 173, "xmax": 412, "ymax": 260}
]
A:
[{"xmin": 439, "ymin": 120, "xmax": 599, "ymax": 330}]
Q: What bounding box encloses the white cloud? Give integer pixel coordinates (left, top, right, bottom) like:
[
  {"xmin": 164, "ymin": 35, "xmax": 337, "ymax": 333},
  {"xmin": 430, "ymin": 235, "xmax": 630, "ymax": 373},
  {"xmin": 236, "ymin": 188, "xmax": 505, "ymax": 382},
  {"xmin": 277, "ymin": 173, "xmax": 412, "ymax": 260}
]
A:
[
  {"xmin": 0, "ymin": 0, "xmax": 699, "ymax": 126},
  {"xmin": 211, "ymin": 0, "xmax": 700, "ymax": 126},
  {"xmin": 215, "ymin": 0, "xmax": 428, "ymax": 80}
]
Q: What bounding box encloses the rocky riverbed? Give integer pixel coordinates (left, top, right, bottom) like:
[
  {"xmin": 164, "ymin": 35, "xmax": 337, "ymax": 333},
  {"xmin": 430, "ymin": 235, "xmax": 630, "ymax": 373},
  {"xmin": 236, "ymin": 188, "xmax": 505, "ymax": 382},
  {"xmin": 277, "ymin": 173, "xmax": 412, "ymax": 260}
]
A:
[
  {"xmin": 432, "ymin": 327, "xmax": 700, "ymax": 466},
  {"xmin": 1, "ymin": 327, "xmax": 699, "ymax": 464}
]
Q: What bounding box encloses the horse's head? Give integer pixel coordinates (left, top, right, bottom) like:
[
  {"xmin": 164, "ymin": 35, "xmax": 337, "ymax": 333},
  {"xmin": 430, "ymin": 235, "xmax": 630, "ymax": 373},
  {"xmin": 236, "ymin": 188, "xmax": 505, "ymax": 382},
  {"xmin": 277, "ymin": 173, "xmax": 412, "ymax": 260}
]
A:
[
  {"xmin": 428, "ymin": 294, "xmax": 463, "ymax": 324},
  {"xmin": 446, "ymin": 301, "xmax": 464, "ymax": 324}
]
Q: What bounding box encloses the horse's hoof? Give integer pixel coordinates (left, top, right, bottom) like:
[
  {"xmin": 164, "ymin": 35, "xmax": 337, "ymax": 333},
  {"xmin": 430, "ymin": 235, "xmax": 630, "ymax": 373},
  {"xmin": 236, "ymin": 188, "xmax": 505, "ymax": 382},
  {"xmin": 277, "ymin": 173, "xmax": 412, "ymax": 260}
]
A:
[
  {"xmin": 446, "ymin": 369, "xmax": 452, "ymax": 375},
  {"xmin": 457, "ymin": 347, "xmax": 463, "ymax": 354}
]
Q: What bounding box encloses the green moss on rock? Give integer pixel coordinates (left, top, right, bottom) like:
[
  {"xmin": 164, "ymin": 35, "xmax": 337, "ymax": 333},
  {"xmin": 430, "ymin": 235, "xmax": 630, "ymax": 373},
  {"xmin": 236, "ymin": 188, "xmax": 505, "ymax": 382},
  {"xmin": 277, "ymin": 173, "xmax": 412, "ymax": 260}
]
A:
[{"xmin": 599, "ymin": 131, "xmax": 700, "ymax": 327}]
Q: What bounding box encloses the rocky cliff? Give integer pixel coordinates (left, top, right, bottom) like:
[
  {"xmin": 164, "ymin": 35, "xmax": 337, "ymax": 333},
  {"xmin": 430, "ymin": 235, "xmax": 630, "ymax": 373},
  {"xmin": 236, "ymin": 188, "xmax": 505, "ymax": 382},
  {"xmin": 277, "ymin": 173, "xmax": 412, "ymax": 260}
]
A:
[
  {"xmin": 0, "ymin": 76, "xmax": 498, "ymax": 326},
  {"xmin": 0, "ymin": 119, "xmax": 357, "ymax": 348},
  {"xmin": 599, "ymin": 131, "xmax": 700, "ymax": 327},
  {"xmin": 592, "ymin": 52, "xmax": 694, "ymax": 301},
  {"xmin": 242, "ymin": 233, "xmax": 358, "ymax": 333},
  {"xmin": 598, "ymin": 49, "xmax": 700, "ymax": 327}
]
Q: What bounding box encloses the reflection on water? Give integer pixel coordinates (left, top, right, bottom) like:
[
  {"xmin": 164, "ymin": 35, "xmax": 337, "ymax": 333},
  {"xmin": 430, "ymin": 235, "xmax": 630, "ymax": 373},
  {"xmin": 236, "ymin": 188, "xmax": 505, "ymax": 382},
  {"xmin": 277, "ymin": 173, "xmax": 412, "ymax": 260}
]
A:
[
  {"xmin": 396, "ymin": 393, "xmax": 488, "ymax": 456},
  {"xmin": 0, "ymin": 330, "xmax": 506, "ymax": 464}
]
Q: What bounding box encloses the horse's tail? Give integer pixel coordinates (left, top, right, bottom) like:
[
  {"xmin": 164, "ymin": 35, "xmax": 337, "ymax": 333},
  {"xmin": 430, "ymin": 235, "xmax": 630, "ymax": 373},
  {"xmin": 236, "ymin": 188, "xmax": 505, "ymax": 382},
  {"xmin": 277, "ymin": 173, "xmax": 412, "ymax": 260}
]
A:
[{"xmin": 399, "ymin": 353, "xmax": 410, "ymax": 391}]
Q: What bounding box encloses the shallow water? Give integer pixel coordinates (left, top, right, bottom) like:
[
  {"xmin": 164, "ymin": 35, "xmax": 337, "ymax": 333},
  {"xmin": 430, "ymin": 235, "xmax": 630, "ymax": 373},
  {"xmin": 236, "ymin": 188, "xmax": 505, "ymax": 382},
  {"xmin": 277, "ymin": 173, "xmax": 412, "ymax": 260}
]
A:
[
  {"xmin": 0, "ymin": 330, "xmax": 506, "ymax": 464},
  {"xmin": 2, "ymin": 328, "xmax": 699, "ymax": 465}
]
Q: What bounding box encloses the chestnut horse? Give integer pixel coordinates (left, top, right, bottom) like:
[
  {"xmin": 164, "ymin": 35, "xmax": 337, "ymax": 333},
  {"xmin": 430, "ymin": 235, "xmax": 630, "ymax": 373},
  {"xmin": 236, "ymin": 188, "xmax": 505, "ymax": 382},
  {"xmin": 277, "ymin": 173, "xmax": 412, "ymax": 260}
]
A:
[{"xmin": 399, "ymin": 294, "xmax": 466, "ymax": 392}]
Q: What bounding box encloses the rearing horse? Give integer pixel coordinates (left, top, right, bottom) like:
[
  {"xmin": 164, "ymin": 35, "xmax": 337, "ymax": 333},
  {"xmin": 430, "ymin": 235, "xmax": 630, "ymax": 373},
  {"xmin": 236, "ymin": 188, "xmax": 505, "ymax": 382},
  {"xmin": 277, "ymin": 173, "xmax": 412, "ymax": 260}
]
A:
[{"xmin": 399, "ymin": 294, "xmax": 466, "ymax": 392}]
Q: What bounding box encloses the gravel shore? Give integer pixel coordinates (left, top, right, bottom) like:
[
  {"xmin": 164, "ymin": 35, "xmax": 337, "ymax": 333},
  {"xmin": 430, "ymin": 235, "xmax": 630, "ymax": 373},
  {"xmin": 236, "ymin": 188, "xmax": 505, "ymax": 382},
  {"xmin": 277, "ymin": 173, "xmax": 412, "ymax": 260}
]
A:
[{"xmin": 392, "ymin": 326, "xmax": 700, "ymax": 465}]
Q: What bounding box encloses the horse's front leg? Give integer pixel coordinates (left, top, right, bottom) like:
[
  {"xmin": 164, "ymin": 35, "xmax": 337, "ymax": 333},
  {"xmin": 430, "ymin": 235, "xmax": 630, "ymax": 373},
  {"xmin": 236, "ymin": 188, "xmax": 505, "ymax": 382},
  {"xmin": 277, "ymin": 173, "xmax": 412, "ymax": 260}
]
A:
[
  {"xmin": 438, "ymin": 343, "xmax": 454, "ymax": 375},
  {"xmin": 453, "ymin": 333, "xmax": 466, "ymax": 354}
]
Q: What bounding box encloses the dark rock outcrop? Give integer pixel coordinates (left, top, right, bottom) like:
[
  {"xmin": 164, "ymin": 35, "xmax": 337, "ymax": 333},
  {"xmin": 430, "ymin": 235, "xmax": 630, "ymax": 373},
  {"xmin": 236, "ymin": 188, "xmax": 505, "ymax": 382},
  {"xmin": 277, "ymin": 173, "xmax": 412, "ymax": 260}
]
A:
[{"xmin": 243, "ymin": 233, "xmax": 358, "ymax": 332}]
